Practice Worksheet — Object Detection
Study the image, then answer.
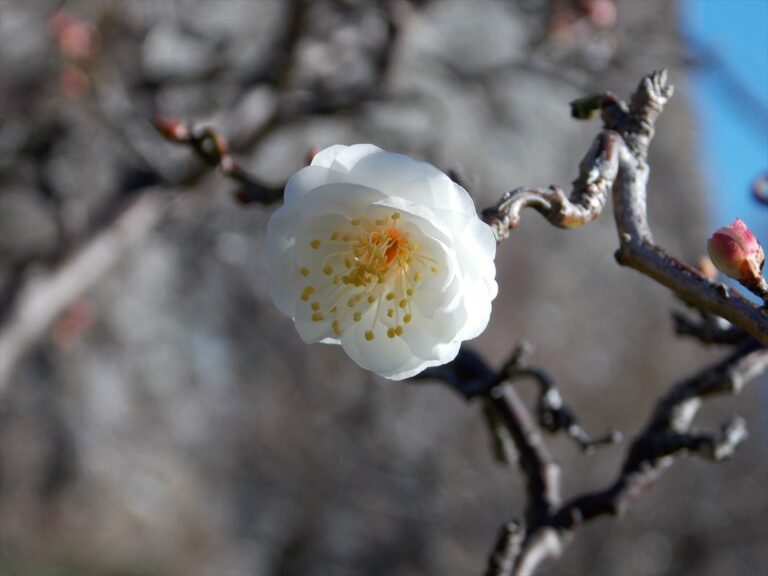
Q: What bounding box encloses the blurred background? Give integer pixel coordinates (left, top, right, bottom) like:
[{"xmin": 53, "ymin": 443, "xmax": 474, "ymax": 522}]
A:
[{"xmin": 0, "ymin": 1, "xmax": 766, "ymax": 575}]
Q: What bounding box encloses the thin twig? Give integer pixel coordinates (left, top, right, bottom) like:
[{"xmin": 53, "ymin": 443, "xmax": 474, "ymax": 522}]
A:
[
  {"xmin": 0, "ymin": 192, "xmax": 170, "ymax": 393},
  {"xmin": 421, "ymin": 339, "xmax": 766, "ymax": 576}
]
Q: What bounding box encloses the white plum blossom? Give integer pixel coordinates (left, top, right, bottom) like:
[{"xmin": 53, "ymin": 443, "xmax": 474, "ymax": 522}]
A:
[{"xmin": 267, "ymin": 144, "xmax": 497, "ymax": 380}]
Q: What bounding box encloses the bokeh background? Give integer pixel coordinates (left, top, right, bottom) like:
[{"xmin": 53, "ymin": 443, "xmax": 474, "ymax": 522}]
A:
[{"xmin": 0, "ymin": 1, "xmax": 766, "ymax": 575}]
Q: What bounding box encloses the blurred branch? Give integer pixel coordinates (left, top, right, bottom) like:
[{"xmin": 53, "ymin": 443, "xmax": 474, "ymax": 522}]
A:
[
  {"xmin": 753, "ymin": 172, "xmax": 768, "ymax": 206},
  {"xmin": 482, "ymin": 70, "xmax": 768, "ymax": 346},
  {"xmin": 231, "ymin": 0, "xmax": 406, "ymax": 152},
  {"xmin": 0, "ymin": 1, "xmax": 412, "ymax": 393},
  {"xmin": 672, "ymin": 310, "xmax": 750, "ymax": 345},
  {"xmin": 0, "ymin": 192, "xmax": 169, "ymax": 394}
]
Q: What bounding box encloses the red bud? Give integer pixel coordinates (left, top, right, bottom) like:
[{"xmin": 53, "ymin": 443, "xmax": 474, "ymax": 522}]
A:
[{"xmin": 154, "ymin": 117, "xmax": 190, "ymax": 142}]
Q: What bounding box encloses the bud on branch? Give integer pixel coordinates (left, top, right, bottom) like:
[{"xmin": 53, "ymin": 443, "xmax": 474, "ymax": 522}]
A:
[{"xmin": 707, "ymin": 219, "xmax": 768, "ymax": 303}]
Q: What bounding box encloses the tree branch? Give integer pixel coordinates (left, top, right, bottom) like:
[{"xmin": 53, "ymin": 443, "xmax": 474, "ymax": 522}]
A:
[
  {"xmin": 481, "ymin": 70, "xmax": 768, "ymax": 345},
  {"xmin": 421, "ymin": 338, "xmax": 767, "ymax": 576},
  {"xmin": 0, "ymin": 192, "xmax": 170, "ymax": 394}
]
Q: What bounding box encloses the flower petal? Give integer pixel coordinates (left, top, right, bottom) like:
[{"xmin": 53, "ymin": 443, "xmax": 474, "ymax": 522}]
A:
[
  {"xmin": 349, "ymin": 152, "xmax": 476, "ymax": 215},
  {"xmin": 284, "ymin": 164, "xmax": 345, "ymax": 207}
]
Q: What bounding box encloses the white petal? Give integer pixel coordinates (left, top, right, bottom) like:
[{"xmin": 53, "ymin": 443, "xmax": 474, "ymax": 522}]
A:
[
  {"xmin": 266, "ymin": 204, "xmax": 295, "ymax": 262},
  {"xmin": 349, "ymin": 151, "xmax": 475, "ymax": 214},
  {"xmin": 294, "ymin": 315, "xmax": 334, "ymax": 344},
  {"xmin": 268, "ymin": 244, "xmax": 299, "ymax": 316},
  {"xmin": 329, "ymin": 144, "xmax": 383, "ymax": 172},
  {"xmin": 340, "ymin": 314, "xmax": 418, "ymax": 378},
  {"xmin": 411, "ymin": 254, "xmax": 460, "ymax": 318},
  {"xmin": 295, "ymin": 182, "xmax": 387, "ymax": 221},
  {"xmin": 284, "ymin": 165, "xmax": 345, "ymax": 207},
  {"xmin": 457, "ymin": 217, "xmax": 497, "ymax": 275},
  {"xmin": 385, "ymin": 340, "xmax": 461, "ymax": 380},
  {"xmin": 370, "ymin": 196, "xmax": 452, "ymax": 246},
  {"xmin": 454, "ymin": 280, "xmax": 494, "ymax": 341},
  {"xmin": 310, "ymin": 144, "xmax": 349, "ymax": 168},
  {"xmin": 400, "ymin": 306, "xmax": 464, "ymax": 359}
]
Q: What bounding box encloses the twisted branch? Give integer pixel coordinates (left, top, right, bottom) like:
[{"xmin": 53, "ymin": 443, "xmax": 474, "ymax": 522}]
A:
[
  {"xmin": 442, "ymin": 70, "xmax": 768, "ymax": 575},
  {"xmin": 481, "ymin": 70, "xmax": 768, "ymax": 346},
  {"xmin": 421, "ymin": 339, "xmax": 767, "ymax": 576}
]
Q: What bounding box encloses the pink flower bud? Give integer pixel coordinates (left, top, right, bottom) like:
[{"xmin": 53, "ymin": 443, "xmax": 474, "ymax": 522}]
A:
[
  {"xmin": 707, "ymin": 219, "xmax": 765, "ymax": 284},
  {"xmin": 154, "ymin": 117, "xmax": 190, "ymax": 142},
  {"xmin": 49, "ymin": 11, "xmax": 99, "ymax": 61}
]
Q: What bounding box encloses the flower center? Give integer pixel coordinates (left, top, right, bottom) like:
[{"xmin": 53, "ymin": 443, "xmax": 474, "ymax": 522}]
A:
[{"xmin": 298, "ymin": 210, "xmax": 440, "ymax": 342}]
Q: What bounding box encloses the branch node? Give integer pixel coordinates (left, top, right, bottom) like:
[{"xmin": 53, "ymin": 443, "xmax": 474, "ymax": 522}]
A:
[{"xmin": 716, "ymin": 283, "xmax": 730, "ymax": 298}]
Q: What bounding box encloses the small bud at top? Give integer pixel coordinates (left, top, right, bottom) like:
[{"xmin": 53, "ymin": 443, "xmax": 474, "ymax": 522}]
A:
[
  {"xmin": 707, "ymin": 219, "xmax": 765, "ymax": 287},
  {"xmin": 569, "ymin": 94, "xmax": 605, "ymax": 120},
  {"xmin": 49, "ymin": 11, "xmax": 99, "ymax": 62},
  {"xmin": 154, "ymin": 117, "xmax": 190, "ymax": 142}
]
